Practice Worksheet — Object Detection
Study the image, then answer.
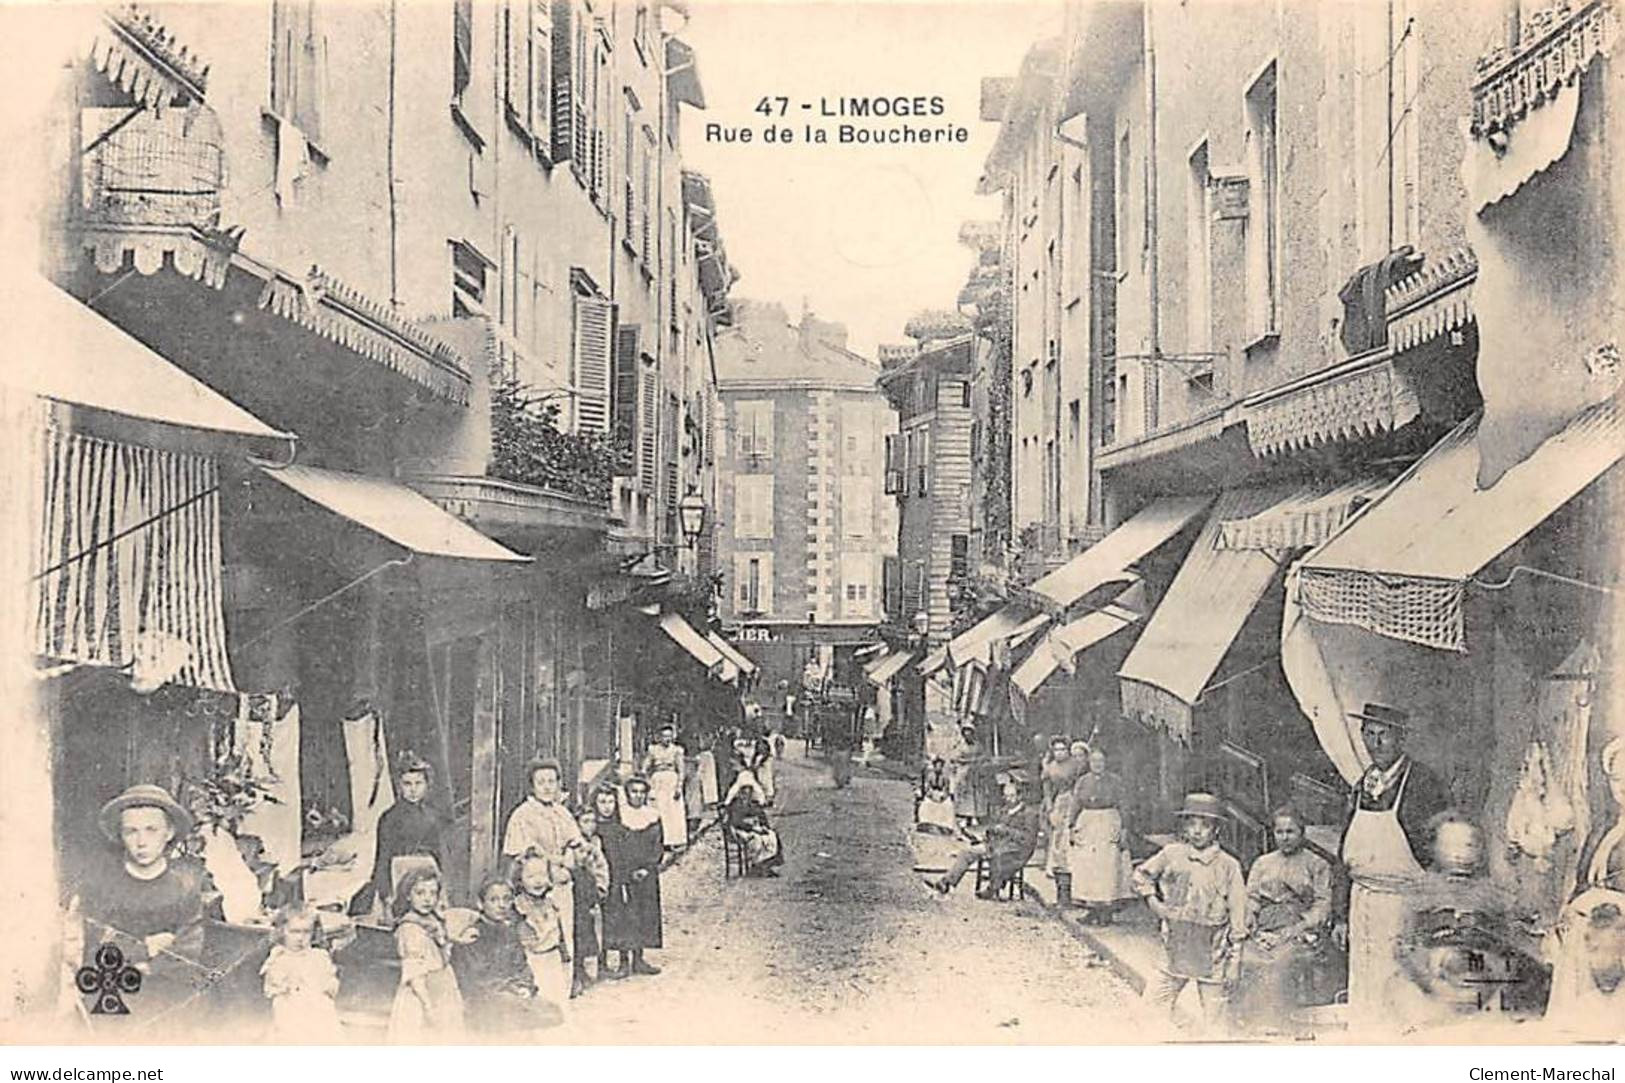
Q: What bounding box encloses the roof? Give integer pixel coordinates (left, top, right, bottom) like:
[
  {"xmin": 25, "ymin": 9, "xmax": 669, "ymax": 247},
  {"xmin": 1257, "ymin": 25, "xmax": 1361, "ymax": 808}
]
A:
[
  {"xmin": 715, "ymin": 302, "xmax": 881, "ymax": 388},
  {"xmin": 9, "ymin": 275, "xmax": 294, "ymax": 453},
  {"xmin": 261, "ymin": 464, "xmax": 529, "ymax": 562}
]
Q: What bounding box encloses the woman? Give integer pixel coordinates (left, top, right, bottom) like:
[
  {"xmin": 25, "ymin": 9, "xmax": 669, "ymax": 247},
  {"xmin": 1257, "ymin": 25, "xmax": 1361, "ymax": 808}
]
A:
[
  {"xmin": 1069, "ymin": 747, "xmax": 1134, "ymax": 923},
  {"xmin": 354, "ymin": 754, "xmax": 446, "ymax": 918},
  {"xmin": 642, "ymin": 724, "xmax": 688, "ymax": 850},
  {"xmin": 725, "ymin": 771, "xmax": 785, "ymax": 877},
  {"xmin": 598, "ymin": 778, "xmax": 665, "ymax": 978},
  {"xmin": 679, "ymin": 729, "xmax": 707, "ymax": 837},
  {"xmin": 916, "ymin": 757, "xmax": 958, "ymax": 835},
  {"xmin": 952, "ymin": 724, "xmax": 988, "ymax": 826},
  {"xmin": 1041, "ymin": 736, "xmax": 1086, "ymax": 907}
]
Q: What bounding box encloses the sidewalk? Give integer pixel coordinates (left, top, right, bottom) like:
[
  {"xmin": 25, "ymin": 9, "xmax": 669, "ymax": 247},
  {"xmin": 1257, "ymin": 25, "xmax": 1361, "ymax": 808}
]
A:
[{"xmin": 1017, "ymin": 859, "xmax": 1164, "ymax": 996}]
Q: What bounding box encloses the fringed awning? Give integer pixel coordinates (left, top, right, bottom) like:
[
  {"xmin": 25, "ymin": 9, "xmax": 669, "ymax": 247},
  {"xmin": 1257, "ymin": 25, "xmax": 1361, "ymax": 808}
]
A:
[
  {"xmin": 1245, "ymin": 359, "xmax": 1421, "ymax": 457},
  {"xmin": 1385, "ymin": 247, "xmax": 1478, "ymax": 352},
  {"xmin": 32, "ymin": 429, "xmax": 235, "ymax": 692},
  {"xmin": 257, "ymin": 268, "xmax": 473, "ymax": 405},
  {"xmin": 91, "ymin": 5, "xmax": 211, "ymax": 112},
  {"xmin": 1471, "ymin": 0, "xmax": 1617, "ymax": 140},
  {"xmin": 1217, "ymin": 475, "xmax": 1391, "ymax": 552}
]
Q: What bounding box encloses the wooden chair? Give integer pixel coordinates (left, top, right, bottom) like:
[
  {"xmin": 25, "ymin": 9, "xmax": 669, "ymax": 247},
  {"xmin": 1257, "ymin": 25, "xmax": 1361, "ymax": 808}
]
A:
[
  {"xmin": 721, "ymin": 823, "xmax": 746, "ymax": 880},
  {"xmin": 973, "ymin": 855, "xmax": 1025, "ymax": 900}
]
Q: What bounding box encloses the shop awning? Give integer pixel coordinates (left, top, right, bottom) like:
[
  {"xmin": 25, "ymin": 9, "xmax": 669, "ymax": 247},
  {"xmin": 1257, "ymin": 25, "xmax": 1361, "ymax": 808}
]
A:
[
  {"xmin": 1011, "ymin": 603, "xmax": 1142, "ymax": 698},
  {"xmin": 261, "ymin": 464, "xmax": 529, "ymax": 562},
  {"xmin": 917, "ymin": 646, "xmax": 949, "ymax": 676},
  {"xmin": 1295, "ymin": 402, "xmax": 1623, "ymax": 651},
  {"xmin": 1020, "ymin": 495, "xmax": 1212, "ymax": 613},
  {"xmin": 946, "ymin": 608, "xmax": 1051, "ymax": 669},
  {"xmin": 11, "ymin": 275, "xmax": 294, "ymax": 454},
  {"xmin": 865, "ymin": 648, "xmax": 918, "ymax": 687},
  {"xmin": 657, "ymin": 611, "xmax": 726, "ymax": 675},
  {"xmin": 1119, "ymin": 486, "xmax": 1303, "ymax": 743},
  {"xmin": 706, "ymin": 631, "xmax": 757, "ymax": 675},
  {"xmin": 1217, "ymin": 475, "xmax": 1392, "ymax": 551}
]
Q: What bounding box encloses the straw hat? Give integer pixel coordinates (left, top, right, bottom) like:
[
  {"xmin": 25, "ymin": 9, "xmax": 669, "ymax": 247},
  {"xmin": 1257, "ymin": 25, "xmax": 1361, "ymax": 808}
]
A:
[
  {"xmin": 97, "ymin": 784, "xmax": 192, "ymax": 842},
  {"xmin": 1175, "ymin": 792, "xmax": 1227, "ymax": 821},
  {"xmin": 1349, "ymin": 703, "xmax": 1409, "ymax": 731}
]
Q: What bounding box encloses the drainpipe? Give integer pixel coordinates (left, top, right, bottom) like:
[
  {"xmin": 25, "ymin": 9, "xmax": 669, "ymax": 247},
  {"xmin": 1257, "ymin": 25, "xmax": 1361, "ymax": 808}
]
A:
[
  {"xmin": 1142, "ymin": 1, "xmax": 1160, "ymax": 371},
  {"xmin": 387, "ymin": 0, "xmax": 400, "ymax": 306}
]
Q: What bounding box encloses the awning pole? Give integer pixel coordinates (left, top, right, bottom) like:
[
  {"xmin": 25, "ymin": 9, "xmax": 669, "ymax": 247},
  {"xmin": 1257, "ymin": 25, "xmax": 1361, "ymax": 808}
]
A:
[
  {"xmin": 236, "ymin": 555, "xmax": 412, "ymax": 651},
  {"xmin": 31, "ymin": 484, "xmax": 220, "ymax": 581},
  {"xmin": 1472, "ymin": 564, "xmax": 1616, "ymax": 596}
]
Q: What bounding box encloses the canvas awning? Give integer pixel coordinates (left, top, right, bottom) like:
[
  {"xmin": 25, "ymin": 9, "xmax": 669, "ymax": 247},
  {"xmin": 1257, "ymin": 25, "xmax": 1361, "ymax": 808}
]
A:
[
  {"xmin": 1217, "ymin": 475, "xmax": 1392, "ymax": 551},
  {"xmin": 657, "ymin": 611, "xmax": 726, "ymax": 675},
  {"xmin": 1295, "ymin": 401, "xmax": 1624, "ymax": 651},
  {"xmin": 1119, "ymin": 485, "xmax": 1303, "ymax": 744},
  {"xmin": 706, "ymin": 631, "xmax": 757, "ymax": 676},
  {"xmin": 865, "ymin": 648, "xmax": 918, "ymax": 686},
  {"xmin": 1011, "ymin": 603, "xmax": 1142, "ymax": 698},
  {"xmin": 917, "ymin": 646, "xmax": 949, "ymax": 676},
  {"xmin": 1020, "ymin": 495, "xmax": 1212, "ymax": 613},
  {"xmin": 262, "ymin": 464, "xmax": 529, "ymax": 562},
  {"xmin": 10, "ymin": 275, "xmax": 294, "ymax": 455},
  {"xmin": 946, "ymin": 608, "xmax": 1051, "ymax": 669}
]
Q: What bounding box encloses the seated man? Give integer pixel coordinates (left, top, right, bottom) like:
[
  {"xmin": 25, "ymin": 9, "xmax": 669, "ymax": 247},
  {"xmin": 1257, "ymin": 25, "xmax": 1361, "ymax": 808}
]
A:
[{"xmin": 926, "ymin": 773, "xmax": 1040, "ymax": 899}]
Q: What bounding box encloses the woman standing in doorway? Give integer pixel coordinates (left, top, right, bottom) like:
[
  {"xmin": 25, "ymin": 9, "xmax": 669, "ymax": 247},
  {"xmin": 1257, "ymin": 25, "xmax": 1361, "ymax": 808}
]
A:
[
  {"xmin": 643, "ymin": 724, "xmax": 689, "ymax": 852},
  {"xmin": 1069, "ymin": 747, "xmax": 1135, "ymax": 923}
]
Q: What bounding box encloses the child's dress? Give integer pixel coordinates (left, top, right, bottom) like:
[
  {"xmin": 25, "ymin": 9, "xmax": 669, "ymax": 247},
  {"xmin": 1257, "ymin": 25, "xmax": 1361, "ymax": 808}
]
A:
[
  {"xmin": 515, "ymin": 890, "xmax": 572, "ymax": 1014},
  {"xmin": 260, "ymin": 944, "xmax": 344, "ymax": 1041},
  {"xmin": 388, "ymin": 911, "xmax": 466, "ymax": 1041}
]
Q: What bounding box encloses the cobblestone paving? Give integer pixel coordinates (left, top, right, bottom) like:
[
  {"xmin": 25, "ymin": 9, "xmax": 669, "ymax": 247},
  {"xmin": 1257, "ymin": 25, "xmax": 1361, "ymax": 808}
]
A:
[{"xmin": 563, "ymin": 750, "xmax": 1150, "ymax": 1044}]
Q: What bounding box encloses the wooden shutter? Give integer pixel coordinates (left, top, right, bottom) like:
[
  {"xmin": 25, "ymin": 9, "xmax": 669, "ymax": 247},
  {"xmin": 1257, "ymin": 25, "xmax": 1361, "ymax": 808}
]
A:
[
  {"xmin": 504, "ymin": 0, "xmax": 528, "ymax": 124},
  {"xmin": 612, "ymin": 324, "xmax": 640, "ymax": 466},
  {"xmin": 572, "ymin": 296, "xmax": 613, "ymax": 433},
  {"xmin": 550, "ymin": 0, "xmax": 573, "ymax": 162},
  {"xmin": 758, "ymin": 552, "xmax": 775, "ymax": 615},
  {"xmin": 638, "ymin": 365, "xmax": 658, "ymax": 492}
]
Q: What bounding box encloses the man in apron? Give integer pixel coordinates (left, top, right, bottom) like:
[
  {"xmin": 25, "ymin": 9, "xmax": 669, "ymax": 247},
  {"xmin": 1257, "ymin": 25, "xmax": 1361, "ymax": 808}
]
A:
[{"xmin": 1334, "ymin": 704, "xmax": 1452, "ymax": 1028}]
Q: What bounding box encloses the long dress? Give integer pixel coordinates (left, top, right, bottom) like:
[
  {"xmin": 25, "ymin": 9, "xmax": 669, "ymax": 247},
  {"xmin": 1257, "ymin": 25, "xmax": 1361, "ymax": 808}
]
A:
[
  {"xmin": 1041, "ymin": 757, "xmax": 1085, "ymax": 875},
  {"xmin": 644, "ymin": 743, "xmax": 689, "ymax": 847},
  {"xmin": 77, "ymin": 856, "xmax": 206, "ymax": 1019},
  {"xmin": 917, "ymin": 766, "xmax": 957, "ymax": 833},
  {"xmin": 601, "ymin": 809, "xmax": 664, "ymax": 951},
  {"xmin": 388, "ymin": 912, "xmax": 465, "ymax": 1041},
  {"xmin": 355, "ymin": 799, "xmax": 446, "ymax": 916},
  {"xmin": 726, "ymin": 788, "xmax": 784, "ymax": 874},
  {"xmin": 261, "ymin": 945, "xmax": 344, "ymax": 1041},
  {"xmin": 450, "ymin": 914, "xmax": 563, "ymax": 1034},
  {"xmin": 1068, "ymin": 771, "xmax": 1134, "ymax": 905}
]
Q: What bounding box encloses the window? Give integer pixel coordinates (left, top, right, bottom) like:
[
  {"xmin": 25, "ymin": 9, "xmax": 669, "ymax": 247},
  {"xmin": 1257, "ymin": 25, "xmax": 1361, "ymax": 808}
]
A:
[
  {"xmin": 640, "ymin": 127, "xmax": 654, "ymax": 264},
  {"xmin": 612, "ymin": 322, "xmax": 640, "ymax": 457},
  {"xmin": 503, "ymin": 0, "xmax": 555, "ymax": 152},
  {"xmin": 638, "ymin": 362, "xmax": 659, "ymax": 491},
  {"xmin": 1244, "ymin": 61, "xmax": 1279, "ymax": 339},
  {"xmin": 734, "ymin": 552, "xmax": 774, "ymax": 614},
  {"xmin": 623, "ymin": 103, "xmax": 636, "ymax": 239},
  {"xmin": 451, "ymin": 240, "xmax": 489, "ymax": 317},
  {"xmin": 734, "ymin": 475, "xmax": 774, "ymax": 539},
  {"xmin": 572, "ymin": 288, "xmax": 613, "ymax": 433},
  {"xmin": 1186, "ymin": 140, "xmax": 1213, "ymax": 353},
  {"xmin": 970, "ymin": 420, "xmax": 982, "ymax": 459},
  {"xmin": 842, "ymin": 479, "xmax": 874, "ymax": 538},
  {"xmin": 960, "ymin": 381, "xmax": 972, "ymax": 409},
  {"xmin": 270, "ymin": 0, "xmax": 327, "ymax": 149},
  {"xmin": 949, "ymin": 534, "xmax": 969, "ymax": 581},
  {"xmin": 633, "ymin": 3, "xmax": 651, "ymax": 63},
  {"xmin": 735, "ymin": 401, "xmax": 774, "ymax": 458},
  {"xmin": 1144, "ymin": 360, "xmax": 1160, "ymax": 433},
  {"xmin": 1114, "ymin": 129, "xmax": 1131, "ymax": 273},
  {"xmin": 840, "ymin": 553, "xmax": 873, "ymax": 618},
  {"xmin": 916, "ymin": 430, "xmax": 930, "ymax": 495}
]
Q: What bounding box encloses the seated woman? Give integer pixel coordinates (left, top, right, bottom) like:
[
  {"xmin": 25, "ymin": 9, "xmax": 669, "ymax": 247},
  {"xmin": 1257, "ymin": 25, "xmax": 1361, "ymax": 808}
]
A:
[
  {"xmin": 916, "ymin": 758, "xmax": 957, "ymax": 835},
  {"xmin": 724, "ymin": 771, "xmax": 784, "ymax": 878}
]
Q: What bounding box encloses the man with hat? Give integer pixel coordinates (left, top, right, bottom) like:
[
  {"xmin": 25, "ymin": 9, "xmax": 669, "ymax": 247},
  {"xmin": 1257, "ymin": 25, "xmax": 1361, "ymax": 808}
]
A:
[
  {"xmin": 1333, "ymin": 702, "xmax": 1452, "ymax": 1025},
  {"xmin": 77, "ymin": 784, "xmax": 206, "ymax": 999},
  {"xmin": 1131, "ymin": 793, "xmax": 1248, "ymax": 1028},
  {"xmin": 926, "ymin": 771, "xmax": 1040, "ymax": 899}
]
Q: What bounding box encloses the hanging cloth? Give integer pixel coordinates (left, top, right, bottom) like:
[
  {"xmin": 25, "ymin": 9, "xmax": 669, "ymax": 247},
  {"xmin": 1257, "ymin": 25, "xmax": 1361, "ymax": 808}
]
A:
[{"xmin": 238, "ymin": 702, "xmax": 304, "ymax": 873}]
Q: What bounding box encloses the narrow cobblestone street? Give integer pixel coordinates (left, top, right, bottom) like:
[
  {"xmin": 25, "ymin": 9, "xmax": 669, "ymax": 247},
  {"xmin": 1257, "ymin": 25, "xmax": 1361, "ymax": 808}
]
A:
[{"xmin": 564, "ymin": 748, "xmax": 1147, "ymax": 1043}]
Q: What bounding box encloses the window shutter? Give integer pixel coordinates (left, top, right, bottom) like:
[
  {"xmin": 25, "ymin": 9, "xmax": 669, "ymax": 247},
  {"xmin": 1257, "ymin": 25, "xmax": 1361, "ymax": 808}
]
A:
[
  {"xmin": 504, "ymin": 1, "xmax": 528, "ymax": 123},
  {"xmin": 572, "ymin": 295, "xmax": 613, "ymax": 433},
  {"xmin": 612, "ymin": 323, "xmax": 640, "ymax": 463},
  {"xmin": 530, "ymin": 0, "xmax": 552, "ymax": 156},
  {"xmin": 758, "ymin": 552, "xmax": 775, "ymax": 615},
  {"xmin": 639, "ymin": 365, "xmax": 658, "ymax": 492},
  {"xmin": 453, "ymin": 0, "xmax": 473, "ymax": 100},
  {"xmin": 550, "ymin": 0, "xmax": 572, "ymax": 162}
]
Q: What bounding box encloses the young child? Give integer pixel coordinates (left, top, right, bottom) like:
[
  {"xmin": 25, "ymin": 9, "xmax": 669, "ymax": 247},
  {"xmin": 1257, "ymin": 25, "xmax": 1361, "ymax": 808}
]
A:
[
  {"xmin": 1131, "ymin": 792, "xmax": 1247, "ymax": 1031},
  {"xmin": 260, "ymin": 904, "xmax": 344, "ymax": 1041},
  {"xmin": 388, "ymin": 866, "xmax": 468, "ymax": 1041},
  {"xmin": 570, "ymin": 808, "xmax": 610, "ymax": 996},
  {"xmin": 451, "ymin": 877, "xmax": 562, "ymax": 1035},
  {"xmin": 512, "ymin": 849, "xmax": 572, "ymax": 1014}
]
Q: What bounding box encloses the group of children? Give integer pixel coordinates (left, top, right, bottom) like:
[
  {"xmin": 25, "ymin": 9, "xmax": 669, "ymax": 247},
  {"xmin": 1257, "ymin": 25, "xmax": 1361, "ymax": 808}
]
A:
[{"xmin": 258, "ymin": 788, "xmax": 650, "ymax": 1041}]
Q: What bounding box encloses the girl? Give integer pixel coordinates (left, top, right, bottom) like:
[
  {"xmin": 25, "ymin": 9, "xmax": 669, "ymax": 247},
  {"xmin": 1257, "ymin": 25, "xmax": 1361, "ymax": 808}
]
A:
[
  {"xmin": 357, "ymin": 754, "xmax": 446, "ymax": 919},
  {"xmin": 388, "ymin": 866, "xmax": 468, "ymax": 1041},
  {"xmin": 570, "ymin": 806, "xmax": 610, "ymax": 996},
  {"xmin": 512, "ymin": 849, "xmax": 572, "ymax": 1013},
  {"xmin": 451, "ymin": 877, "xmax": 562, "ymax": 1035},
  {"xmin": 916, "ymin": 757, "xmax": 958, "ymax": 835},
  {"xmin": 260, "ymin": 904, "xmax": 344, "ymax": 1041},
  {"xmin": 590, "ymin": 788, "xmax": 622, "ymax": 977},
  {"xmin": 600, "ymin": 776, "xmax": 665, "ymax": 978}
]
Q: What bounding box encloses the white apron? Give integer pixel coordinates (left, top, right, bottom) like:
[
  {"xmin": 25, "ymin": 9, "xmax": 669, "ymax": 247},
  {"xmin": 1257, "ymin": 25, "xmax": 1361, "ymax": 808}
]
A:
[
  {"xmin": 1342, "ymin": 769, "xmax": 1424, "ymax": 1026},
  {"xmin": 1069, "ymin": 807, "xmax": 1133, "ymax": 903},
  {"xmin": 647, "ymin": 758, "xmax": 688, "ymax": 847}
]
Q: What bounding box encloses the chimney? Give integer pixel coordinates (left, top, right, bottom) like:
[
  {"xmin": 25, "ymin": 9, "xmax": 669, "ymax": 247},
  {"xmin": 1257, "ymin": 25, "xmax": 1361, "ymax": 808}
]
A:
[{"xmin": 799, "ymin": 315, "xmax": 849, "ymax": 352}]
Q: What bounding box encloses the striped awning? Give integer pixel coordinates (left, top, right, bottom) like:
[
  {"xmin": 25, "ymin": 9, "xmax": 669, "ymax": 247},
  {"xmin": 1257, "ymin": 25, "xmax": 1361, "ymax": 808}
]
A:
[
  {"xmin": 1217, "ymin": 475, "xmax": 1391, "ymax": 551},
  {"xmin": 1011, "ymin": 603, "xmax": 1142, "ymax": 698},
  {"xmin": 657, "ymin": 612, "xmax": 726, "ymax": 675},
  {"xmin": 1020, "ymin": 496, "xmax": 1211, "ymax": 613}
]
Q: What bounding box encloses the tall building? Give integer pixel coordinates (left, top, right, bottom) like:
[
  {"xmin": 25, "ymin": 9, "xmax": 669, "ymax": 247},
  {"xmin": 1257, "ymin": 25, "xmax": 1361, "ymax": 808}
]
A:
[{"xmin": 714, "ymin": 300, "xmax": 896, "ymax": 691}]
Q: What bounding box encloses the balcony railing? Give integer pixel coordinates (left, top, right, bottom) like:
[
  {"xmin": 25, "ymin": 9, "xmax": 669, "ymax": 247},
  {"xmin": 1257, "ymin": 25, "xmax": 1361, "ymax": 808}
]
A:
[{"xmin": 82, "ymin": 116, "xmax": 223, "ymax": 228}]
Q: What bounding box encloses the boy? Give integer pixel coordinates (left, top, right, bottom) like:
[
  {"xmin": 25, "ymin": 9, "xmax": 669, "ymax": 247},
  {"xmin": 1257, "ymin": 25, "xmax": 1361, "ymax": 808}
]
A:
[{"xmin": 1131, "ymin": 792, "xmax": 1247, "ymax": 1028}]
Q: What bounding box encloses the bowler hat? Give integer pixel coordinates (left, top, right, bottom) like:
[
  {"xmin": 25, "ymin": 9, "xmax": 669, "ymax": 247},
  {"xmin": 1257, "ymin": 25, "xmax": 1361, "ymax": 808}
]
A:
[
  {"xmin": 1176, "ymin": 792, "xmax": 1227, "ymax": 821},
  {"xmin": 97, "ymin": 784, "xmax": 192, "ymax": 842},
  {"xmin": 1349, "ymin": 703, "xmax": 1409, "ymax": 730}
]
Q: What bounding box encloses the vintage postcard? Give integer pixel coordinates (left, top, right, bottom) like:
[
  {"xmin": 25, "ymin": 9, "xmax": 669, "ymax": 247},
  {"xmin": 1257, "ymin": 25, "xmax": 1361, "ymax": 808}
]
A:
[{"xmin": 0, "ymin": 0, "xmax": 1621, "ymax": 1053}]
